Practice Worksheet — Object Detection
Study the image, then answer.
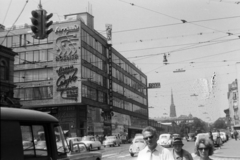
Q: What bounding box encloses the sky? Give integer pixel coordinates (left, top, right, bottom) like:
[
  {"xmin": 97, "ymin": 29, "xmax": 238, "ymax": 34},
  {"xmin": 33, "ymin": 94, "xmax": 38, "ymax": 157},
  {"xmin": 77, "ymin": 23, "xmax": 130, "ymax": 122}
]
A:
[{"xmin": 1, "ymin": 0, "xmax": 240, "ymax": 122}]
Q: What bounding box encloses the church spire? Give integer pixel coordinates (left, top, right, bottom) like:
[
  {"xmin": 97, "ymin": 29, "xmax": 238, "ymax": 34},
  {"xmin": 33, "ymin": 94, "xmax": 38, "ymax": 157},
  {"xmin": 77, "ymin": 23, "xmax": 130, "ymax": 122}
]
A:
[{"xmin": 170, "ymin": 89, "xmax": 177, "ymax": 117}]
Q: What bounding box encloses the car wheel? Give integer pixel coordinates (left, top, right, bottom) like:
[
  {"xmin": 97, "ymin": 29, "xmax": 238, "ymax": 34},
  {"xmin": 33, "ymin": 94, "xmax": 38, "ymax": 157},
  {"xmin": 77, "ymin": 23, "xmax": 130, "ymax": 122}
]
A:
[
  {"xmin": 114, "ymin": 143, "xmax": 116, "ymax": 147},
  {"xmin": 89, "ymin": 145, "xmax": 92, "ymax": 151},
  {"xmin": 98, "ymin": 146, "xmax": 101, "ymax": 150},
  {"xmin": 104, "ymin": 145, "xmax": 106, "ymax": 148},
  {"xmin": 130, "ymin": 153, "xmax": 134, "ymax": 157},
  {"xmin": 118, "ymin": 143, "xmax": 120, "ymax": 146}
]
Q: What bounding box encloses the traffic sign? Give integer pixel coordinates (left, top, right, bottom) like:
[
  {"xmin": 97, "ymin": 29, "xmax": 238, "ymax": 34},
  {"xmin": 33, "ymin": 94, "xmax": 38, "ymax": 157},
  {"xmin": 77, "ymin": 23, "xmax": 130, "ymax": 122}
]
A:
[{"xmin": 148, "ymin": 82, "xmax": 161, "ymax": 89}]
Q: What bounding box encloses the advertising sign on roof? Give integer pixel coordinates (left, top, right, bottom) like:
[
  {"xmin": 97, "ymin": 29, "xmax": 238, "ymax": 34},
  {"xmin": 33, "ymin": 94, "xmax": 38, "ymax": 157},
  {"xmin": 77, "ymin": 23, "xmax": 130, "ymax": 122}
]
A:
[{"xmin": 148, "ymin": 83, "xmax": 161, "ymax": 89}]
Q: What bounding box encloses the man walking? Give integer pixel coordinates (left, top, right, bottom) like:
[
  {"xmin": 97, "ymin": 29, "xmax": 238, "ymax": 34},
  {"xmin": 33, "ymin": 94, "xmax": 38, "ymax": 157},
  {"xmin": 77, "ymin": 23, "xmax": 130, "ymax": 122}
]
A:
[
  {"xmin": 234, "ymin": 130, "xmax": 239, "ymax": 140},
  {"xmin": 137, "ymin": 126, "xmax": 174, "ymax": 160},
  {"xmin": 172, "ymin": 137, "xmax": 193, "ymax": 160}
]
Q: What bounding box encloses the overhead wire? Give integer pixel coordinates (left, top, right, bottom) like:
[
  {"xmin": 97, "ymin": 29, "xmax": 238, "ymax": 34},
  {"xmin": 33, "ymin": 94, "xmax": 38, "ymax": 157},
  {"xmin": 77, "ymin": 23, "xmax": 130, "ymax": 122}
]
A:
[
  {"xmin": 2, "ymin": 0, "xmax": 13, "ymax": 24},
  {"xmin": 1, "ymin": 0, "xmax": 29, "ymax": 45},
  {"xmin": 117, "ymin": 0, "xmax": 240, "ymax": 37}
]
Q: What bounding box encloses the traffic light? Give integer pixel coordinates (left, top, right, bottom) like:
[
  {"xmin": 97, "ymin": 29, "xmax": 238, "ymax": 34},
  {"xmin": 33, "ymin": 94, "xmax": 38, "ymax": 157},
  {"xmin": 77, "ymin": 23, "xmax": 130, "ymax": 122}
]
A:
[
  {"xmin": 42, "ymin": 10, "xmax": 53, "ymax": 38},
  {"xmin": 30, "ymin": 9, "xmax": 53, "ymax": 39},
  {"xmin": 30, "ymin": 10, "xmax": 42, "ymax": 39}
]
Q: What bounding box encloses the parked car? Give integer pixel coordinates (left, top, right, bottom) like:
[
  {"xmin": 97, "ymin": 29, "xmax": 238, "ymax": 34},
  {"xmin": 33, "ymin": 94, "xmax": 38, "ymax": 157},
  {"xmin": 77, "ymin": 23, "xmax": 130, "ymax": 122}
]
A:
[
  {"xmin": 157, "ymin": 133, "xmax": 172, "ymax": 147},
  {"xmin": 129, "ymin": 136, "xmax": 146, "ymax": 157},
  {"xmin": 68, "ymin": 142, "xmax": 102, "ymax": 160},
  {"xmin": 67, "ymin": 137, "xmax": 82, "ymax": 145},
  {"xmin": 81, "ymin": 136, "xmax": 101, "ymax": 150},
  {"xmin": 172, "ymin": 133, "xmax": 182, "ymax": 140},
  {"xmin": 186, "ymin": 133, "xmax": 196, "ymax": 142},
  {"xmin": 195, "ymin": 133, "xmax": 208, "ymax": 144},
  {"xmin": 220, "ymin": 132, "xmax": 227, "ymax": 142},
  {"xmin": 103, "ymin": 136, "xmax": 121, "ymax": 147}
]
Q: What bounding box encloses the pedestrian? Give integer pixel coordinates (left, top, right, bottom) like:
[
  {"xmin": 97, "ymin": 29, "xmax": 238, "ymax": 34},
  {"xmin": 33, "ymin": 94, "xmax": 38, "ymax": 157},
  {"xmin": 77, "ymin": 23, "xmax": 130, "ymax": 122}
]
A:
[
  {"xmin": 172, "ymin": 137, "xmax": 193, "ymax": 160},
  {"xmin": 193, "ymin": 137, "xmax": 214, "ymax": 160},
  {"xmin": 215, "ymin": 130, "xmax": 222, "ymax": 149},
  {"xmin": 137, "ymin": 126, "xmax": 174, "ymax": 160},
  {"xmin": 208, "ymin": 131, "xmax": 213, "ymax": 143},
  {"xmin": 234, "ymin": 130, "xmax": 239, "ymax": 141}
]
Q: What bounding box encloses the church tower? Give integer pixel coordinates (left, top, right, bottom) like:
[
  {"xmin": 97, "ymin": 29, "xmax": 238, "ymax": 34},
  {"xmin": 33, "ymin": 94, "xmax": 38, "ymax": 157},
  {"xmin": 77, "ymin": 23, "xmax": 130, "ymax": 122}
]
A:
[{"xmin": 170, "ymin": 89, "xmax": 177, "ymax": 117}]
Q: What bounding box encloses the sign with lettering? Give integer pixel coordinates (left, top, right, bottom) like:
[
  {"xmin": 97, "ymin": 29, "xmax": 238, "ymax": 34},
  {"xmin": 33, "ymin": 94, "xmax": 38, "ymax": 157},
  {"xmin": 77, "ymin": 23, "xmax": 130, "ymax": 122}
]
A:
[
  {"xmin": 55, "ymin": 24, "xmax": 80, "ymax": 33},
  {"xmin": 148, "ymin": 82, "xmax": 161, "ymax": 89},
  {"xmin": 53, "ymin": 22, "xmax": 81, "ymax": 103},
  {"xmin": 56, "ymin": 66, "xmax": 78, "ymax": 100}
]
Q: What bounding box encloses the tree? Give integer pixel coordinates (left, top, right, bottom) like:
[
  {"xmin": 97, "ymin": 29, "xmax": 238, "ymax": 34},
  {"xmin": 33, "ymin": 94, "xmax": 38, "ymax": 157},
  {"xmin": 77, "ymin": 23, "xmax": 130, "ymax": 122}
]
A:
[{"xmin": 213, "ymin": 118, "xmax": 227, "ymax": 129}]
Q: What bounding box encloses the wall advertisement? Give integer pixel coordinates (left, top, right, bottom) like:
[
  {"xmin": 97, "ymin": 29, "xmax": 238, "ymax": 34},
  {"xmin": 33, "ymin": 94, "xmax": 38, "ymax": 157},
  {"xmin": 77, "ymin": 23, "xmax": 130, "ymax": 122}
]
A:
[{"xmin": 53, "ymin": 22, "xmax": 82, "ymax": 104}]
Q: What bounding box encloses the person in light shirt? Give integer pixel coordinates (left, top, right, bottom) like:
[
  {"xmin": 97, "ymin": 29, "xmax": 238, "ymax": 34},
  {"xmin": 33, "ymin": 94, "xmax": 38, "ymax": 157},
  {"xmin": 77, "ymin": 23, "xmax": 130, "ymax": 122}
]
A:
[{"xmin": 137, "ymin": 126, "xmax": 174, "ymax": 160}]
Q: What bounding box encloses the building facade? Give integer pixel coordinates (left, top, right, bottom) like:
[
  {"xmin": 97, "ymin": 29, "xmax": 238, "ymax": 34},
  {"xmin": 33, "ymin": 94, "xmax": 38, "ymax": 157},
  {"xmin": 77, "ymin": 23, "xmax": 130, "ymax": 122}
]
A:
[
  {"xmin": 0, "ymin": 12, "xmax": 148, "ymax": 138},
  {"xmin": 227, "ymin": 79, "xmax": 240, "ymax": 130},
  {"xmin": 0, "ymin": 45, "xmax": 21, "ymax": 107}
]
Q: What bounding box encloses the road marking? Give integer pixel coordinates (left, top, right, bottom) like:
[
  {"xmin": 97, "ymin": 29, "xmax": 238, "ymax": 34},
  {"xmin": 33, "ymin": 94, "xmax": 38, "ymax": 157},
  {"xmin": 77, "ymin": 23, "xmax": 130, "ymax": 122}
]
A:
[
  {"xmin": 102, "ymin": 154, "xmax": 116, "ymax": 158},
  {"xmin": 118, "ymin": 154, "xmax": 130, "ymax": 158}
]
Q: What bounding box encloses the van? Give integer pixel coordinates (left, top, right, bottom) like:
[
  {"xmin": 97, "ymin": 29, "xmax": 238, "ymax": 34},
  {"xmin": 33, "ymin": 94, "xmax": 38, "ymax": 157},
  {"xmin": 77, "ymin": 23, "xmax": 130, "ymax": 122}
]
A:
[{"xmin": 1, "ymin": 107, "xmax": 69, "ymax": 160}]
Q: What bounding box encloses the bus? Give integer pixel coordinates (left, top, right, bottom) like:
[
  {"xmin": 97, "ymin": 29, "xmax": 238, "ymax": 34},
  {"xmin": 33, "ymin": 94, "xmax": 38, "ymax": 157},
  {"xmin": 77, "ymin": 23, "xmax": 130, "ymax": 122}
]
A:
[{"xmin": 1, "ymin": 107, "xmax": 69, "ymax": 160}]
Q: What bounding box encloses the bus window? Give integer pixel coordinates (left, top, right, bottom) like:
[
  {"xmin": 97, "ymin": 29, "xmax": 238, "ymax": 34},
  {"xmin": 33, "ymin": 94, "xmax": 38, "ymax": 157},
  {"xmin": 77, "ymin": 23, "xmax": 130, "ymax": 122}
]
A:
[{"xmin": 21, "ymin": 125, "xmax": 48, "ymax": 157}]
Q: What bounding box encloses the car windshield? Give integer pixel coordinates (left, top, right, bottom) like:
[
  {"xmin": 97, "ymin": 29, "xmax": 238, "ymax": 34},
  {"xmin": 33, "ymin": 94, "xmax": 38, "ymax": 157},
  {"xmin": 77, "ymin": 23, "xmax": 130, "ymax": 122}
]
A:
[
  {"xmin": 81, "ymin": 137, "xmax": 93, "ymax": 141},
  {"xmin": 160, "ymin": 135, "xmax": 168, "ymax": 139},
  {"xmin": 134, "ymin": 139, "xmax": 144, "ymax": 143},
  {"xmin": 106, "ymin": 136, "xmax": 116, "ymax": 140}
]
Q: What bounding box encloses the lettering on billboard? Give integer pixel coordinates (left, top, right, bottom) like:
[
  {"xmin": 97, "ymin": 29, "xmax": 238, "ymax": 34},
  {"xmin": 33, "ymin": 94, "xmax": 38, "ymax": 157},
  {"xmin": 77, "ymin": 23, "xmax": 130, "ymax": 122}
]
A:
[
  {"xmin": 56, "ymin": 65, "xmax": 78, "ymax": 101},
  {"xmin": 148, "ymin": 82, "xmax": 161, "ymax": 89},
  {"xmin": 55, "ymin": 25, "xmax": 79, "ymax": 33}
]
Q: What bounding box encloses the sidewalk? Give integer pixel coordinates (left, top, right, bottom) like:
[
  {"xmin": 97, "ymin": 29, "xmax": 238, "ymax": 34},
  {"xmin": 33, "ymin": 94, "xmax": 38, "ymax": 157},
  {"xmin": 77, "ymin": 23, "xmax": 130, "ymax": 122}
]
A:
[{"xmin": 210, "ymin": 138, "xmax": 240, "ymax": 159}]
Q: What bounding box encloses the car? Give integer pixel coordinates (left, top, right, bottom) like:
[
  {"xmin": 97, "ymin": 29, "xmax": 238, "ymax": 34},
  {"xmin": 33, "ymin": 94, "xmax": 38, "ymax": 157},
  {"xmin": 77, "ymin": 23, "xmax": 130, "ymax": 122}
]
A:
[
  {"xmin": 172, "ymin": 133, "xmax": 182, "ymax": 140},
  {"xmin": 67, "ymin": 137, "xmax": 82, "ymax": 145},
  {"xmin": 129, "ymin": 136, "xmax": 146, "ymax": 157},
  {"xmin": 81, "ymin": 136, "xmax": 101, "ymax": 151},
  {"xmin": 220, "ymin": 132, "xmax": 227, "ymax": 142},
  {"xmin": 186, "ymin": 133, "xmax": 196, "ymax": 142},
  {"xmin": 103, "ymin": 136, "xmax": 121, "ymax": 147},
  {"xmin": 157, "ymin": 133, "xmax": 172, "ymax": 147},
  {"xmin": 195, "ymin": 133, "xmax": 209, "ymax": 144},
  {"xmin": 68, "ymin": 142, "xmax": 102, "ymax": 160}
]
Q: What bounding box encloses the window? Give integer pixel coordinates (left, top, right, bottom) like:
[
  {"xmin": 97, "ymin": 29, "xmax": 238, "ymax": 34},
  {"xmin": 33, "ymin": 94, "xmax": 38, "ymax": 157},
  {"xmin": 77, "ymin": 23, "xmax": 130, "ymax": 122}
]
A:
[
  {"xmin": 40, "ymin": 50, "xmax": 47, "ymax": 62},
  {"xmin": 21, "ymin": 125, "xmax": 48, "ymax": 157},
  {"xmin": 0, "ymin": 60, "xmax": 8, "ymax": 80},
  {"xmin": 14, "ymin": 86, "xmax": 53, "ymax": 100}
]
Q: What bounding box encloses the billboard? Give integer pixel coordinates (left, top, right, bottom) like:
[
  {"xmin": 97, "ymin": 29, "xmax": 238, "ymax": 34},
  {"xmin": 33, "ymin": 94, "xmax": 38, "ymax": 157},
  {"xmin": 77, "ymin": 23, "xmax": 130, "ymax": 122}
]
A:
[{"xmin": 148, "ymin": 82, "xmax": 161, "ymax": 89}]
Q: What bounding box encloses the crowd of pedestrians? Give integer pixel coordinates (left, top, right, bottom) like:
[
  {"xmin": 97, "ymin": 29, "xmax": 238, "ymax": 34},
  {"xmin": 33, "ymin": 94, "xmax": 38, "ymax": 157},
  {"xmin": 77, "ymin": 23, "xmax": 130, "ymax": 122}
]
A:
[{"xmin": 137, "ymin": 126, "xmax": 238, "ymax": 160}]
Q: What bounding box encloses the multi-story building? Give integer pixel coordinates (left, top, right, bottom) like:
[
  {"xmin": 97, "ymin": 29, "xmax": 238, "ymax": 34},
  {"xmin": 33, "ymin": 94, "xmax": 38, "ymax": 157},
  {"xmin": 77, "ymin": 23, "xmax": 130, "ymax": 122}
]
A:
[
  {"xmin": 227, "ymin": 79, "xmax": 240, "ymax": 130},
  {"xmin": 0, "ymin": 44, "xmax": 21, "ymax": 107},
  {"xmin": 0, "ymin": 12, "xmax": 148, "ymax": 138}
]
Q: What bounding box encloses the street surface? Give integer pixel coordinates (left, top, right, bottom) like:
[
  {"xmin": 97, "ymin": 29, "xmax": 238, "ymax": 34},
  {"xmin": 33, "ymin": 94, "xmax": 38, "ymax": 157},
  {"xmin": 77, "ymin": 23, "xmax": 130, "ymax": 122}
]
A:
[{"xmin": 90, "ymin": 139, "xmax": 240, "ymax": 160}]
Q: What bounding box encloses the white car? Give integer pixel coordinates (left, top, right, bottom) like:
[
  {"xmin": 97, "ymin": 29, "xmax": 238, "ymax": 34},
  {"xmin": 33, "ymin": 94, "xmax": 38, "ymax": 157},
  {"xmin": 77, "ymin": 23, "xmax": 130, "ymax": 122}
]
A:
[
  {"xmin": 67, "ymin": 137, "xmax": 82, "ymax": 145},
  {"xmin": 195, "ymin": 133, "xmax": 208, "ymax": 145},
  {"xmin": 157, "ymin": 134, "xmax": 172, "ymax": 147},
  {"xmin": 68, "ymin": 142, "xmax": 102, "ymax": 160},
  {"xmin": 81, "ymin": 136, "xmax": 101, "ymax": 150},
  {"xmin": 103, "ymin": 136, "xmax": 121, "ymax": 147},
  {"xmin": 129, "ymin": 136, "xmax": 146, "ymax": 157},
  {"xmin": 220, "ymin": 132, "xmax": 227, "ymax": 142}
]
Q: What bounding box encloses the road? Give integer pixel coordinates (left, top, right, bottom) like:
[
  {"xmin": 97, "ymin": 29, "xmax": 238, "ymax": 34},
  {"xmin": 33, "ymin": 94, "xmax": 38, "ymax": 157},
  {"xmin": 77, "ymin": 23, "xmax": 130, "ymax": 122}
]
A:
[
  {"xmin": 92, "ymin": 140, "xmax": 195, "ymax": 160},
  {"xmin": 90, "ymin": 139, "xmax": 238, "ymax": 160}
]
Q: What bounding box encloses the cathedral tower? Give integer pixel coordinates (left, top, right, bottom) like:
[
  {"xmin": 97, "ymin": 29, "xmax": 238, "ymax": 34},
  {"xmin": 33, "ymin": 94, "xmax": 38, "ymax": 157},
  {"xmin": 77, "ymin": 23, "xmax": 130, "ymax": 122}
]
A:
[{"xmin": 170, "ymin": 89, "xmax": 177, "ymax": 117}]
